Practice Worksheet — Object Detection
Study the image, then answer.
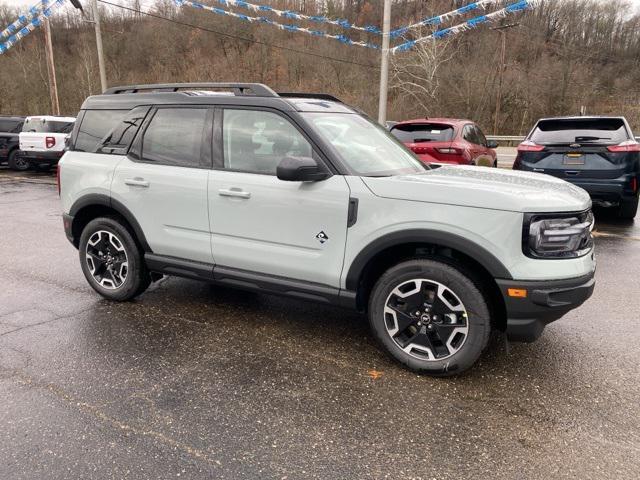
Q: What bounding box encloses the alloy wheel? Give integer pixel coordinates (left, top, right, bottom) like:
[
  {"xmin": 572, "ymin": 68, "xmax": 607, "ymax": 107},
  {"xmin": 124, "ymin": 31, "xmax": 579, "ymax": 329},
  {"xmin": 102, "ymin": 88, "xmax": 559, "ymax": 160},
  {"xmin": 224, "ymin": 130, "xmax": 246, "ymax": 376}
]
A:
[
  {"xmin": 85, "ymin": 230, "xmax": 129, "ymax": 289},
  {"xmin": 383, "ymin": 278, "xmax": 469, "ymax": 361}
]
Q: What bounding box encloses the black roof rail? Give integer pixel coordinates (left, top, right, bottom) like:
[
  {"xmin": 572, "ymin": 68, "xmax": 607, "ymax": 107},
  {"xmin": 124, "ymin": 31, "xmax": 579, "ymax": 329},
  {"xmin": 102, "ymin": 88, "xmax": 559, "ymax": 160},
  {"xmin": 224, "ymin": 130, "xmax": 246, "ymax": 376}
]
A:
[
  {"xmin": 278, "ymin": 92, "xmax": 343, "ymax": 103},
  {"xmin": 103, "ymin": 83, "xmax": 278, "ymax": 97}
]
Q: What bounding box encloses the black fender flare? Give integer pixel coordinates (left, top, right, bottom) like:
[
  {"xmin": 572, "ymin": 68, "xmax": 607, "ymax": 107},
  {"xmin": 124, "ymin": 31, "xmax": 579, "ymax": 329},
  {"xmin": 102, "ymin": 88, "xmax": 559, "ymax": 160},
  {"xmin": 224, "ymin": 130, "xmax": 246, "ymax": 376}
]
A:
[
  {"xmin": 69, "ymin": 193, "xmax": 152, "ymax": 252},
  {"xmin": 344, "ymin": 229, "xmax": 513, "ymax": 291}
]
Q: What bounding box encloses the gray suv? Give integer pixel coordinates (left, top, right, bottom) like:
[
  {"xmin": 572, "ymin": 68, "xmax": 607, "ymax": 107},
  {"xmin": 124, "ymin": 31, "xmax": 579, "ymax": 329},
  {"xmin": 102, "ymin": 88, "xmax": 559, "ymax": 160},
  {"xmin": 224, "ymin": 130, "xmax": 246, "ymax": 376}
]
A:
[{"xmin": 58, "ymin": 83, "xmax": 596, "ymax": 376}]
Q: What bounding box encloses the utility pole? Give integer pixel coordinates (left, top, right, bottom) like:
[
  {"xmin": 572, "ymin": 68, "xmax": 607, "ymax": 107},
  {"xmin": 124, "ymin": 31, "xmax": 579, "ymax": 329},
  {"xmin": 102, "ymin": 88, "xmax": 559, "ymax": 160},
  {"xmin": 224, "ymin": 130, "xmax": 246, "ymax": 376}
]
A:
[
  {"xmin": 43, "ymin": 18, "xmax": 60, "ymax": 115},
  {"xmin": 91, "ymin": 0, "xmax": 108, "ymax": 92},
  {"xmin": 491, "ymin": 23, "xmax": 519, "ymax": 135},
  {"xmin": 377, "ymin": 0, "xmax": 391, "ymax": 125}
]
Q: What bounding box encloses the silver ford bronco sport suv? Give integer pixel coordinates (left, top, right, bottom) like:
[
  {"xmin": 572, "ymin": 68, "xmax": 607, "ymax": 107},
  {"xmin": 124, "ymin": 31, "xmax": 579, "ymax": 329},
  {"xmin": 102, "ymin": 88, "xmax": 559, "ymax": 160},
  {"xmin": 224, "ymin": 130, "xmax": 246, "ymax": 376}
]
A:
[{"xmin": 59, "ymin": 83, "xmax": 596, "ymax": 376}]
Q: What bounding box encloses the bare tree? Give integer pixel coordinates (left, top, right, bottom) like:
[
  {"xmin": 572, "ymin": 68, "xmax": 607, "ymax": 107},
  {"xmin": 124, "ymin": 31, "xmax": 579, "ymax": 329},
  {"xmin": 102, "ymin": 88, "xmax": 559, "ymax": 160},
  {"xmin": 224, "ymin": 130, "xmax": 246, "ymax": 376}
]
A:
[{"xmin": 390, "ymin": 36, "xmax": 457, "ymax": 116}]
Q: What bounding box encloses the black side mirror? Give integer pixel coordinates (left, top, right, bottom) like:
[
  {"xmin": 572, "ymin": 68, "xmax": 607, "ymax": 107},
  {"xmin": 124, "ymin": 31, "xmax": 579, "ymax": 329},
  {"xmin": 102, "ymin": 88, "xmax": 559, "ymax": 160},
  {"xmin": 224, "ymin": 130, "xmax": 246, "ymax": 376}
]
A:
[
  {"xmin": 276, "ymin": 156, "xmax": 330, "ymax": 182},
  {"xmin": 486, "ymin": 140, "xmax": 499, "ymax": 149}
]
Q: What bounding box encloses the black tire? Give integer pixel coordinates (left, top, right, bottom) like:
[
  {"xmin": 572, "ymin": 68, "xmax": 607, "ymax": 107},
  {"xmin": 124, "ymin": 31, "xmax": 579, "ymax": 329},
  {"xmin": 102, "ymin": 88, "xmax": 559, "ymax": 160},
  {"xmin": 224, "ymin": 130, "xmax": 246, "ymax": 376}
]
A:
[
  {"xmin": 78, "ymin": 216, "xmax": 150, "ymax": 301},
  {"xmin": 493, "ymin": 160, "xmax": 498, "ymax": 168},
  {"xmin": 368, "ymin": 258, "xmax": 491, "ymax": 376},
  {"xmin": 618, "ymin": 196, "xmax": 638, "ymax": 219},
  {"xmin": 7, "ymin": 150, "xmax": 28, "ymax": 171}
]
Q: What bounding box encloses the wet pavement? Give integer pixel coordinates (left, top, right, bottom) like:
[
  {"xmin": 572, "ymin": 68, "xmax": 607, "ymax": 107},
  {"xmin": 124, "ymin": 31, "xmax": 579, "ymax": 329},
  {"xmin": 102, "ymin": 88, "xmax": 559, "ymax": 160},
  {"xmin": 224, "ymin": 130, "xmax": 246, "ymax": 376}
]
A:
[{"xmin": 1, "ymin": 168, "xmax": 639, "ymax": 479}]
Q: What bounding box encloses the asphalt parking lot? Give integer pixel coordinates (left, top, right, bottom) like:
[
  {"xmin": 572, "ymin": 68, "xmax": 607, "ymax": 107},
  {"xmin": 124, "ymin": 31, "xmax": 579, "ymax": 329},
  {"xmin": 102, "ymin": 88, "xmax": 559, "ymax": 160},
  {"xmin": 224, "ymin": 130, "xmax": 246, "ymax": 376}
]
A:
[{"xmin": 1, "ymin": 168, "xmax": 639, "ymax": 479}]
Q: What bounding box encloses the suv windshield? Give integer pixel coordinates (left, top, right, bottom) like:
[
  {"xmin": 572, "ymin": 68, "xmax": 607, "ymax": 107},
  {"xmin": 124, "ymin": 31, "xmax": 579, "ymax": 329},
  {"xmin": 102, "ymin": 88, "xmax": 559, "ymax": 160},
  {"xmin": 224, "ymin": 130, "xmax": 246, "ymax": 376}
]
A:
[
  {"xmin": 302, "ymin": 113, "xmax": 426, "ymax": 176},
  {"xmin": 530, "ymin": 118, "xmax": 629, "ymax": 145},
  {"xmin": 390, "ymin": 123, "xmax": 455, "ymax": 143},
  {"xmin": 23, "ymin": 118, "xmax": 75, "ymax": 134}
]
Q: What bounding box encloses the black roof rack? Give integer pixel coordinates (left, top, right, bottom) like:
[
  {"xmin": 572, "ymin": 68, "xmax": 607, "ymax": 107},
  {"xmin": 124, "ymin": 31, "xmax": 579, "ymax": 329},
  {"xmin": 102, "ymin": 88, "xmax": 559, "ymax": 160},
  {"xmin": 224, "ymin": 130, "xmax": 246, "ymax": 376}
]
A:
[
  {"xmin": 278, "ymin": 92, "xmax": 343, "ymax": 103},
  {"xmin": 103, "ymin": 83, "xmax": 278, "ymax": 97}
]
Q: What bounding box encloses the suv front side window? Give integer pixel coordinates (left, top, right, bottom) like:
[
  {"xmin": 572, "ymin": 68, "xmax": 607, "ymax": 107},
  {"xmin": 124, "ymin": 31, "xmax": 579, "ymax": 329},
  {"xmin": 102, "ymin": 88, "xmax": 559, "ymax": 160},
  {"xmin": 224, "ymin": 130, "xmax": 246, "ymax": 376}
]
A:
[
  {"xmin": 222, "ymin": 109, "xmax": 313, "ymax": 175},
  {"xmin": 141, "ymin": 108, "xmax": 209, "ymax": 168}
]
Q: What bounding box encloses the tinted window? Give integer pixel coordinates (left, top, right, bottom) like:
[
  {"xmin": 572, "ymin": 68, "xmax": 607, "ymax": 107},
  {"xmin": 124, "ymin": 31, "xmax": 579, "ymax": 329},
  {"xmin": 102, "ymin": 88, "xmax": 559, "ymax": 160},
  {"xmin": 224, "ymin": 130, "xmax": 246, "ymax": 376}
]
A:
[
  {"xmin": 23, "ymin": 118, "xmax": 75, "ymax": 133},
  {"xmin": 462, "ymin": 125, "xmax": 477, "ymax": 143},
  {"xmin": 0, "ymin": 119, "xmax": 23, "ymax": 133},
  {"xmin": 142, "ymin": 108, "xmax": 208, "ymax": 167},
  {"xmin": 75, "ymin": 110, "xmax": 127, "ymax": 152},
  {"xmin": 223, "ymin": 109, "xmax": 313, "ymax": 174},
  {"xmin": 474, "ymin": 125, "xmax": 487, "ymax": 146},
  {"xmin": 530, "ymin": 118, "xmax": 629, "ymax": 144},
  {"xmin": 390, "ymin": 123, "xmax": 454, "ymax": 143},
  {"xmin": 98, "ymin": 107, "xmax": 149, "ymax": 154}
]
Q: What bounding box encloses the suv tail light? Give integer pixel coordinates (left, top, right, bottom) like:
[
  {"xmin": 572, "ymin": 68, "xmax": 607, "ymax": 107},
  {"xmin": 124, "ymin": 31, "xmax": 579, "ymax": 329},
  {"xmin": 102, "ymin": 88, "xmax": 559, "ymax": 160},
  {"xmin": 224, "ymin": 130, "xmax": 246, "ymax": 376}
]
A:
[
  {"xmin": 46, "ymin": 136, "xmax": 56, "ymax": 149},
  {"xmin": 517, "ymin": 141, "xmax": 545, "ymax": 152},
  {"xmin": 607, "ymin": 141, "xmax": 640, "ymax": 152},
  {"xmin": 56, "ymin": 163, "xmax": 61, "ymax": 196},
  {"xmin": 436, "ymin": 147, "xmax": 463, "ymax": 155}
]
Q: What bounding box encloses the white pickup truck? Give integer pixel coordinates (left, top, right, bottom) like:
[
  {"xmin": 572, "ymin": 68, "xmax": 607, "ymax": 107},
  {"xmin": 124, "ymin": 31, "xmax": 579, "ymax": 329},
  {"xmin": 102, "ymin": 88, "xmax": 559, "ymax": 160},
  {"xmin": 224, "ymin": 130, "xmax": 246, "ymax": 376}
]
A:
[{"xmin": 19, "ymin": 115, "xmax": 75, "ymax": 170}]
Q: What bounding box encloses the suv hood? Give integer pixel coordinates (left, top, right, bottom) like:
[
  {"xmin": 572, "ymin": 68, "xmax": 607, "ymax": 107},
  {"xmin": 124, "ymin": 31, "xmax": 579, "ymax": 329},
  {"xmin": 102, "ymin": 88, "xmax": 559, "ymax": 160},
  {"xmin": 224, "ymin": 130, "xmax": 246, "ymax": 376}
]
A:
[{"xmin": 361, "ymin": 166, "xmax": 591, "ymax": 213}]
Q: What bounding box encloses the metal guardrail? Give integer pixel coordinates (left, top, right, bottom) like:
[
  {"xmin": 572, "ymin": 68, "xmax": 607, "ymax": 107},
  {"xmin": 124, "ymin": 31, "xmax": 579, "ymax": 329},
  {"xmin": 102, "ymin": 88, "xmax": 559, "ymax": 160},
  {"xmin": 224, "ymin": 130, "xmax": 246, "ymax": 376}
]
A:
[{"xmin": 486, "ymin": 135, "xmax": 525, "ymax": 142}]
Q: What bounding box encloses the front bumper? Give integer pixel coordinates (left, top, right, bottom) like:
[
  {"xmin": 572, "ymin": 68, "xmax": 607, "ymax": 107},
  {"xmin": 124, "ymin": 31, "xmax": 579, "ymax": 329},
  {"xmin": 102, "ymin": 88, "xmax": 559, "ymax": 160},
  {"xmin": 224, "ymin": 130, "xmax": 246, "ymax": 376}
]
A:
[
  {"xmin": 18, "ymin": 150, "xmax": 64, "ymax": 166},
  {"xmin": 497, "ymin": 271, "xmax": 595, "ymax": 342}
]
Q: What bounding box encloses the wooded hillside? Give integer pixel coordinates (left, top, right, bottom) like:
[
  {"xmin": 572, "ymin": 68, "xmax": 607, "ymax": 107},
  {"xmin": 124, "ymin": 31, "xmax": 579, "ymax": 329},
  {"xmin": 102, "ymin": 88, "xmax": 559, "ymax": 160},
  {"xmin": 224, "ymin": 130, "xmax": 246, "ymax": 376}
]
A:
[{"xmin": 1, "ymin": 0, "xmax": 640, "ymax": 134}]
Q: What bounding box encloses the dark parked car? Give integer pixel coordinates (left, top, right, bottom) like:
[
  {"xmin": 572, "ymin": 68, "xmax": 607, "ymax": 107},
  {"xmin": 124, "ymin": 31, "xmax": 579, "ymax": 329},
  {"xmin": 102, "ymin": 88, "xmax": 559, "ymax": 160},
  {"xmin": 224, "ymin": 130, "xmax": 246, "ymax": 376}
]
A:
[
  {"xmin": 390, "ymin": 118, "xmax": 498, "ymax": 167},
  {"xmin": 513, "ymin": 116, "xmax": 639, "ymax": 219},
  {"xmin": 0, "ymin": 116, "xmax": 26, "ymax": 170}
]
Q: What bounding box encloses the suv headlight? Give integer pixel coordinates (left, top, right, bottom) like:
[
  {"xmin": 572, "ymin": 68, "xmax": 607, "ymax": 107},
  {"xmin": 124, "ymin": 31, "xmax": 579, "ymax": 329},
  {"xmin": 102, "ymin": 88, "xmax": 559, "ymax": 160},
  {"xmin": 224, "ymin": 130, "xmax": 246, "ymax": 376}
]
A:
[{"xmin": 524, "ymin": 210, "xmax": 594, "ymax": 259}]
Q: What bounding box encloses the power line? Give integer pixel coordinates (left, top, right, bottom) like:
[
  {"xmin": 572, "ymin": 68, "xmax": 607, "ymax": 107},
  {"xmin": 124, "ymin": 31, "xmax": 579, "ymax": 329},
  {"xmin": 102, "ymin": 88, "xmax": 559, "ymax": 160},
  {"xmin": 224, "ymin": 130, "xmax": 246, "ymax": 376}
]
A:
[{"xmin": 96, "ymin": 0, "xmax": 380, "ymax": 70}]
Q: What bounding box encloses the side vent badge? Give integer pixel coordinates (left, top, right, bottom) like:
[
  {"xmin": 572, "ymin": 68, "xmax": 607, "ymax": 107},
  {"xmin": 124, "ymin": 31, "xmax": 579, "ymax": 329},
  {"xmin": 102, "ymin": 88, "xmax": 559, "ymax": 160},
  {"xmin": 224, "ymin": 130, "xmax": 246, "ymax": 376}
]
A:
[{"xmin": 316, "ymin": 231, "xmax": 329, "ymax": 244}]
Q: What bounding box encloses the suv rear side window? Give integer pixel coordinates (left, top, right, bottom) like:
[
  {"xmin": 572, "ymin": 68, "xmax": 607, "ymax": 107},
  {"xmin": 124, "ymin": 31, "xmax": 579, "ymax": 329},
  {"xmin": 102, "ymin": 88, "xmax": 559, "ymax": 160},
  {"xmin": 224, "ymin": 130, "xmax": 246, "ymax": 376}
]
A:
[
  {"xmin": 98, "ymin": 107, "xmax": 149, "ymax": 154},
  {"xmin": 390, "ymin": 123, "xmax": 454, "ymax": 143},
  {"xmin": 142, "ymin": 108, "xmax": 208, "ymax": 168},
  {"xmin": 75, "ymin": 110, "xmax": 127, "ymax": 152},
  {"xmin": 0, "ymin": 119, "xmax": 23, "ymax": 133},
  {"xmin": 530, "ymin": 118, "xmax": 629, "ymax": 144},
  {"xmin": 222, "ymin": 109, "xmax": 313, "ymax": 175}
]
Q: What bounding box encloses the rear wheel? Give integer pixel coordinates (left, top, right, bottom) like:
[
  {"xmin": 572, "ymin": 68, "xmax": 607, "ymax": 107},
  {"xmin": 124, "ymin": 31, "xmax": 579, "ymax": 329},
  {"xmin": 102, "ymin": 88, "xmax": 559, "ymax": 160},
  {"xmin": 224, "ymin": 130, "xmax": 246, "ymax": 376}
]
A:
[
  {"xmin": 618, "ymin": 196, "xmax": 638, "ymax": 219},
  {"xmin": 368, "ymin": 259, "xmax": 491, "ymax": 376},
  {"xmin": 79, "ymin": 217, "xmax": 150, "ymax": 301},
  {"xmin": 7, "ymin": 150, "xmax": 28, "ymax": 171}
]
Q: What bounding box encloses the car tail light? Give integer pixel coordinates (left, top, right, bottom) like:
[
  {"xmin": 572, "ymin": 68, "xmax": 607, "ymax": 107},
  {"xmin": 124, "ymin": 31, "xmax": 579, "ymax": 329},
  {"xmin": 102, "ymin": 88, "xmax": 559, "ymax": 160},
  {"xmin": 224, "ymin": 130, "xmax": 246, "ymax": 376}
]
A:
[
  {"xmin": 632, "ymin": 176, "xmax": 638, "ymax": 193},
  {"xmin": 46, "ymin": 136, "xmax": 56, "ymax": 149},
  {"xmin": 436, "ymin": 147, "xmax": 463, "ymax": 155},
  {"xmin": 410, "ymin": 145, "xmax": 429, "ymax": 154},
  {"xmin": 517, "ymin": 141, "xmax": 545, "ymax": 152},
  {"xmin": 607, "ymin": 141, "xmax": 640, "ymax": 152},
  {"xmin": 56, "ymin": 163, "xmax": 61, "ymax": 196}
]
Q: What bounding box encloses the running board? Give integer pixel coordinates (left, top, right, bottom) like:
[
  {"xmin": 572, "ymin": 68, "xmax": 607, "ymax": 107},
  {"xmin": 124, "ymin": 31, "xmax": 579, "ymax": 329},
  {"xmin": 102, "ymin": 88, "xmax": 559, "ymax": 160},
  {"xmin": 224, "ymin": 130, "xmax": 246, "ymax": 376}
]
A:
[{"xmin": 144, "ymin": 254, "xmax": 357, "ymax": 309}]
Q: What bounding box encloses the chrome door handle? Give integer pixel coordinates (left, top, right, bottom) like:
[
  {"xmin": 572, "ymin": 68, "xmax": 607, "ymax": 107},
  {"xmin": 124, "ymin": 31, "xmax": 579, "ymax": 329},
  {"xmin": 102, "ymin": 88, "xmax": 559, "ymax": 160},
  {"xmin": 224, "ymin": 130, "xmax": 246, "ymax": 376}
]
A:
[
  {"xmin": 218, "ymin": 188, "xmax": 251, "ymax": 199},
  {"xmin": 124, "ymin": 177, "xmax": 150, "ymax": 187}
]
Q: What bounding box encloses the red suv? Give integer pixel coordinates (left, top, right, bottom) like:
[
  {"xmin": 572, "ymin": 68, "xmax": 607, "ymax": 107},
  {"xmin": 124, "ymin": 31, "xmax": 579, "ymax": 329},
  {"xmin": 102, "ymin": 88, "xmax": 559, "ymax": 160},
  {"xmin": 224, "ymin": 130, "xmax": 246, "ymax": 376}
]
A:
[{"xmin": 390, "ymin": 118, "xmax": 498, "ymax": 167}]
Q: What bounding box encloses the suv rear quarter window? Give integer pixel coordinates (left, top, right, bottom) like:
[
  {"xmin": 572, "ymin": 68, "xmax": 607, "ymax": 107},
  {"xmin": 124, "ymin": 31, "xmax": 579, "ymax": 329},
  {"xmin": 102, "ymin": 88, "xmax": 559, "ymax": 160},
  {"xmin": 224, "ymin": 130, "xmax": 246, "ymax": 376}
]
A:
[
  {"xmin": 75, "ymin": 110, "xmax": 127, "ymax": 152},
  {"xmin": 390, "ymin": 123, "xmax": 454, "ymax": 143},
  {"xmin": 530, "ymin": 118, "xmax": 629, "ymax": 145}
]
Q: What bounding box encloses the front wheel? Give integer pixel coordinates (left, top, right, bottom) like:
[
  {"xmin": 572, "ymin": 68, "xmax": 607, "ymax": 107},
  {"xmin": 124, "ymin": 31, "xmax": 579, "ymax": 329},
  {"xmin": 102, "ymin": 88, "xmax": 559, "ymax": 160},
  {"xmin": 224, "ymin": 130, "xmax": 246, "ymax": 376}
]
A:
[
  {"xmin": 368, "ymin": 259, "xmax": 491, "ymax": 376},
  {"xmin": 79, "ymin": 216, "xmax": 150, "ymax": 301}
]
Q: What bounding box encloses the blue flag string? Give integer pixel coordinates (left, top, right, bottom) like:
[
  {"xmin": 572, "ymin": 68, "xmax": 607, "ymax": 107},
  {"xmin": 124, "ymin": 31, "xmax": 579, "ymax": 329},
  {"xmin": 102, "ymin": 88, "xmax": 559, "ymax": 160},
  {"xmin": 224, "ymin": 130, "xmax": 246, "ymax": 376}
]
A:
[
  {"xmin": 175, "ymin": 0, "xmax": 379, "ymax": 49},
  {"xmin": 390, "ymin": 0, "xmax": 506, "ymax": 38},
  {"xmin": 0, "ymin": 0, "xmax": 66, "ymax": 55},
  {"xmin": 390, "ymin": 0, "xmax": 538, "ymax": 53},
  {"xmin": 1, "ymin": 0, "xmax": 52, "ymax": 40}
]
